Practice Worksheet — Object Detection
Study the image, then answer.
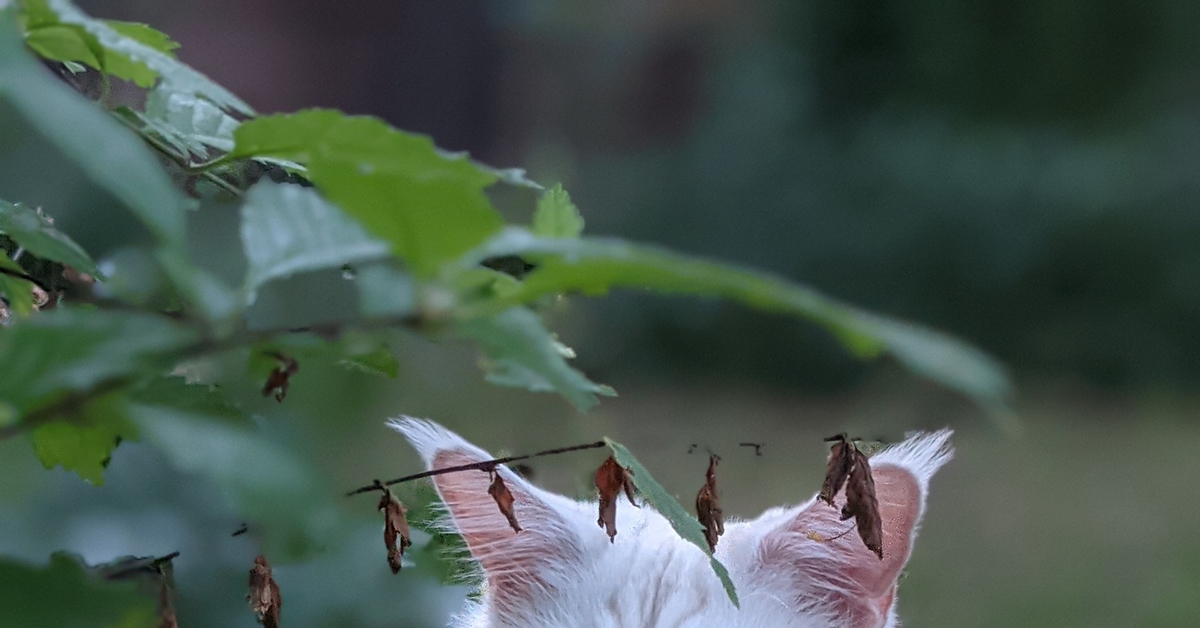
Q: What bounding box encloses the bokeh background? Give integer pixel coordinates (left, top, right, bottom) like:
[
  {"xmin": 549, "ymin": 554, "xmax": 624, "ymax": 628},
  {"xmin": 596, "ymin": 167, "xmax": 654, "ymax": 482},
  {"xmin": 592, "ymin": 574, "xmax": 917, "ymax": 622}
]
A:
[{"xmin": 2, "ymin": 0, "xmax": 1199, "ymax": 626}]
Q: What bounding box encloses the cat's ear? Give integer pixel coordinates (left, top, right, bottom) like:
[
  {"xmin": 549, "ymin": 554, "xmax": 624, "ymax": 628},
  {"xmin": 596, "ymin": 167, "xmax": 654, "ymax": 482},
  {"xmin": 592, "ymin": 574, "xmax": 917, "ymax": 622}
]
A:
[
  {"xmin": 755, "ymin": 430, "xmax": 952, "ymax": 627},
  {"xmin": 390, "ymin": 418, "xmax": 583, "ymax": 613}
]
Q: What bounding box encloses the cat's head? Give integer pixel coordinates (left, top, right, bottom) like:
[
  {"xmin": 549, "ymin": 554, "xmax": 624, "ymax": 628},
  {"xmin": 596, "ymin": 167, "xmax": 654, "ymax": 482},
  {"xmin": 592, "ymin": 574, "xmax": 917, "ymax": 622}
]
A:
[{"xmin": 392, "ymin": 418, "xmax": 952, "ymax": 628}]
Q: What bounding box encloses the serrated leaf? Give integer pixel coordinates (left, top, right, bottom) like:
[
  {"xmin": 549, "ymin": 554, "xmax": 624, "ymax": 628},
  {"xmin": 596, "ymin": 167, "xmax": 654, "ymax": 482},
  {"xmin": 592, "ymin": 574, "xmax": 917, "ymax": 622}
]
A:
[
  {"xmin": 603, "ymin": 438, "xmax": 739, "ymax": 607},
  {"xmin": 0, "ymin": 13, "xmax": 189, "ymax": 246},
  {"xmin": 0, "ymin": 553, "xmax": 156, "ymax": 628},
  {"xmin": 29, "ymin": 392, "xmax": 134, "ymax": 484},
  {"xmin": 455, "ymin": 307, "xmax": 614, "ymax": 411},
  {"xmin": 434, "ymin": 148, "xmax": 543, "ymax": 190},
  {"xmin": 22, "ymin": 23, "xmax": 101, "ymax": 69},
  {"xmin": 531, "ymin": 184, "xmax": 584, "ymax": 239},
  {"xmin": 230, "ymin": 110, "xmax": 503, "ymax": 276},
  {"xmin": 458, "ymin": 229, "xmax": 1013, "ymax": 416},
  {"xmin": 103, "ymin": 20, "xmax": 179, "ymax": 55},
  {"xmin": 240, "ymin": 180, "xmax": 391, "ymax": 304},
  {"xmin": 142, "ymin": 83, "xmax": 239, "ymax": 158},
  {"xmin": 130, "ymin": 404, "xmax": 341, "ymax": 559},
  {"xmin": 0, "ymin": 308, "xmax": 197, "ymax": 417},
  {"xmin": 32, "ymin": 0, "xmax": 252, "ymax": 113},
  {"xmin": 0, "ymin": 200, "xmax": 99, "ymax": 274},
  {"xmin": 0, "ymin": 255, "xmax": 35, "ymax": 316}
]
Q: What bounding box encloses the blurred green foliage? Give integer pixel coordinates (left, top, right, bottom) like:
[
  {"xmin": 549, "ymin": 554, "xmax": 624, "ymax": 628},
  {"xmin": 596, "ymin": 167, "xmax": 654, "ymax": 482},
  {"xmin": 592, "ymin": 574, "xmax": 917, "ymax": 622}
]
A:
[{"xmin": 0, "ymin": 1, "xmax": 1017, "ymax": 626}]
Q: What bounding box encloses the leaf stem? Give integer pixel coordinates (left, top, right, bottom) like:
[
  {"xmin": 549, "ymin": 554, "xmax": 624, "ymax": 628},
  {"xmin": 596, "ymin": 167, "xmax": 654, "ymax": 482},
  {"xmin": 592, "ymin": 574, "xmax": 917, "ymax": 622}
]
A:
[
  {"xmin": 111, "ymin": 113, "xmax": 244, "ymax": 198},
  {"xmin": 345, "ymin": 440, "xmax": 608, "ymax": 496},
  {"xmin": 0, "ymin": 376, "xmax": 132, "ymax": 439}
]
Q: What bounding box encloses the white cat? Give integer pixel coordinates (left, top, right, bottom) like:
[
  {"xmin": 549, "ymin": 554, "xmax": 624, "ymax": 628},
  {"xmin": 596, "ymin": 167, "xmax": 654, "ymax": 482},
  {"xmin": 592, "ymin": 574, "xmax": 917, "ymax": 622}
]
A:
[{"xmin": 391, "ymin": 418, "xmax": 952, "ymax": 628}]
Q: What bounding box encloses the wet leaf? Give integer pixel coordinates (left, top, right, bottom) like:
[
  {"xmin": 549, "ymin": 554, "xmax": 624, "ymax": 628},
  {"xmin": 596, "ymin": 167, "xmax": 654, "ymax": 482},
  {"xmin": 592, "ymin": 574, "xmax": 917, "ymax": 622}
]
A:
[
  {"xmin": 695, "ymin": 454, "xmax": 724, "ymax": 552},
  {"xmin": 247, "ymin": 555, "xmax": 281, "ymax": 628},
  {"xmin": 379, "ymin": 488, "xmax": 412, "ymax": 574},
  {"xmin": 487, "ymin": 472, "xmax": 521, "ymax": 533},
  {"xmin": 819, "ymin": 433, "xmax": 853, "ymax": 506},
  {"xmin": 261, "ymin": 351, "xmax": 298, "ymax": 402}
]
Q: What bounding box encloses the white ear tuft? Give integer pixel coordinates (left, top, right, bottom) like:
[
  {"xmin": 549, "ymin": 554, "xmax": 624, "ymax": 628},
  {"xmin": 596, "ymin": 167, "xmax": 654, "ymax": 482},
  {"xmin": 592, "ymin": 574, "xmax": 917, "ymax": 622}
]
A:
[
  {"xmin": 387, "ymin": 416, "xmax": 490, "ymax": 467},
  {"xmin": 868, "ymin": 428, "xmax": 954, "ymax": 491},
  {"xmin": 388, "ymin": 417, "xmax": 585, "ymax": 620},
  {"xmin": 753, "ymin": 429, "xmax": 954, "ymax": 627}
]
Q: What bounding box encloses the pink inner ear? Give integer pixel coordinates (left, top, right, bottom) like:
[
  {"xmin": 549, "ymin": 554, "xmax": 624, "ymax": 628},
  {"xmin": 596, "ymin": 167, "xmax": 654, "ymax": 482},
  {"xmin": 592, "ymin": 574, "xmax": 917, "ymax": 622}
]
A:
[
  {"xmin": 430, "ymin": 450, "xmax": 581, "ymax": 612},
  {"xmin": 760, "ymin": 463, "xmax": 924, "ymax": 627}
]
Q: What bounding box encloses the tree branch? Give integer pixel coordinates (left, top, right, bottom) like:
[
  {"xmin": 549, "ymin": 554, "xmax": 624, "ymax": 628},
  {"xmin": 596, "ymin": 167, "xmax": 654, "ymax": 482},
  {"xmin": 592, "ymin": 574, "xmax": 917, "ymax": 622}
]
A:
[{"xmin": 346, "ymin": 440, "xmax": 608, "ymax": 496}]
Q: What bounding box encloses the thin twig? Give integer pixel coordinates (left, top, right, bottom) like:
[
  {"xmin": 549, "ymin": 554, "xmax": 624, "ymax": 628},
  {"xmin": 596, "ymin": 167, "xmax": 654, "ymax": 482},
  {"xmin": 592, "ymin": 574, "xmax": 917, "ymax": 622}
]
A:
[
  {"xmin": 111, "ymin": 114, "xmax": 245, "ymax": 198},
  {"xmin": 346, "ymin": 441, "xmax": 609, "ymax": 496},
  {"xmin": 0, "ymin": 377, "xmax": 132, "ymax": 439}
]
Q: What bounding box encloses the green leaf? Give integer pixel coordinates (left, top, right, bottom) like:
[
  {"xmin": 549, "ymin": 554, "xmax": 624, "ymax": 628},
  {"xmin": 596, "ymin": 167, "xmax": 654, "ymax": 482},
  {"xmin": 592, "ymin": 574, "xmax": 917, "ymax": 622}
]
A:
[
  {"xmin": 128, "ymin": 375, "xmax": 243, "ymax": 421},
  {"xmin": 0, "ymin": 553, "xmax": 155, "ymax": 628},
  {"xmin": 155, "ymin": 248, "xmax": 241, "ymax": 326},
  {"xmin": 130, "ymin": 404, "xmax": 341, "ymax": 559},
  {"xmin": 531, "ymin": 184, "xmax": 584, "ymax": 239},
  {"xmin": 458, "ymin": 229, "xmax": 1013, "ymax": 413},
  {"xmin": 240, "ymin": 181, "xmax": 391, "ymax": 304},
  {"xmin": 231, "ymin": 110, "xmax": 504, "ymax": 275},
  {"xmin": 434, "ymin": 148, "xmax": 543, "ymax": 190},
  {"xmin": 23, "ymin": 23, "xmax": 101, "ymax": 70},
  {"xmin": 354, "ymin": 264, "xmax": 416, "ymax": 318},
  {"xmin": 604, "ymin": 438, "xmax": 739, "ymax": 607},
  {"xmin": 336, "ymin": 346, "xmax": 399, "ymax": 378},
  {"xmin": 455, "ymin": 307, "xmax": 614, "ymax": 411},
  {"xmin": 0, "ymin": 255, "xmax": 35, "ymax": 316},
  {"xmin": 31, "ymin": 0, "xmax": 252, "ymax": 113},
  {"xmin": 142, "ymin": 83, "xmax": 239, "ymax": 158},
  {"xmin": 0, "ymin": 308, "xmax": 197, "ymax": 417},
  {"xmin": 29, "ymin": 392, "xmax": 134, "ymax": 484},
  {"xmin": 0, "ymin": 13, "xmax": 189, "ymax": 247},
  {"xmin": 103, "ymin": 20, "xmax": 179, "ymax": 55},
  {"xmin": 0, "ymin": 200, "xmax": 99, "ymax": 274}
]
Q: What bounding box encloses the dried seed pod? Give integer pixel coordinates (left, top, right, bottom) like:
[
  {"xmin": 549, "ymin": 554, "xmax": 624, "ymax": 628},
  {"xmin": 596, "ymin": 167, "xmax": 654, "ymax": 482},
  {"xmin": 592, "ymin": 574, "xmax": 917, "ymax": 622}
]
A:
[
  {"xmin": 261, "ymin": 351, "xmax": 299, "ymax": 402},
  {"xmin": 488, "ymin": 472, "xmax": 522, "ymax": 533},
  {"xmin": 819, "ymin": 433, "xmax": 854, "ymax": 506},
  {"xmin": 379, "ymin": 488, "xmax": 412, "ymax": 573},
  {"xmin": 695, "ymin": 454, "xmax": 724, "ymax": 552},
  {"xmin": 247, "ymin": 555, "xmax": 281, "ymax": 628},
  {"xmin": 843, "ymin": 448, "xmax": 883, "ymax": 560},
  {"xmin": 594, "ymin": 456, "xmax": 636, "ymax": 542}
]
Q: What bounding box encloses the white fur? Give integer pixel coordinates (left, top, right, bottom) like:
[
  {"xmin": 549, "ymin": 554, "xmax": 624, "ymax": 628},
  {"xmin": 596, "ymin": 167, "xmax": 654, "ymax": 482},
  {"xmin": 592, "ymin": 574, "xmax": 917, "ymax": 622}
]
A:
[{"xmin": 390, "ymin": 418, "xmax": 952, "ymax": 628}]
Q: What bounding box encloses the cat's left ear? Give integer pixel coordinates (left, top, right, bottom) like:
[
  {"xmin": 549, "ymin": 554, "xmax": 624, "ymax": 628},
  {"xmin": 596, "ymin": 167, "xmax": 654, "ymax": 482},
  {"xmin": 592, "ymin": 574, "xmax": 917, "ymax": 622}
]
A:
[
  {"xmin": 390, "ymin": 418, "xmax": 584, "ymax": 616},
  {"xmin": 754, "ymin": 430, "xmax": 952, "ymax": 628}
]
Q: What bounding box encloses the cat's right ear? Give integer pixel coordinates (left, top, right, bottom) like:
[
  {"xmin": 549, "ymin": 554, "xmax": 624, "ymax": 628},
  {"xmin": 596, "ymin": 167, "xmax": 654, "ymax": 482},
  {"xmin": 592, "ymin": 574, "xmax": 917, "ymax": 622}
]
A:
[
  {"xmin": 752, "ymin": 430, "xmax": 952, "ymax": 628},
  {"xmin": 390, "ymin": 418, "xmax": 583, "ymax": 614}
]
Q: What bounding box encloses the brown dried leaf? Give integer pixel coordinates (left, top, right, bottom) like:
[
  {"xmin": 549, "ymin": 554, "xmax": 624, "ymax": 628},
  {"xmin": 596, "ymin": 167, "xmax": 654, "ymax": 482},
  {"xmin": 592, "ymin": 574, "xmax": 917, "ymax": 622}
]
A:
[
  {"xmin": 261, "ymin": 351, "xmax": 299, "ymax": 402},
  {"xmin": 819, "ymin": 433, "xmax": 853, "ymax": 507},
  {"xmin": 247, "ymin": 555, "xmax": 282, "ymax": 628},
  {"xmin": 488, "ymin": 472, "xmax": 522, "ymax": 533},
  {"xmin": 594, "ymin": 456, "xmax": 636, "ymax": 542},
  {"xmin": 379, "ymin": 489, "xmax": 412, "ymax": 573},
  {"xmin": 840, "ymin": 448, "xmax": 883, "ymax": 560},
  {"xmin": 695, "ymin": 454, "xmax": 724, "ymax": 552}
]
